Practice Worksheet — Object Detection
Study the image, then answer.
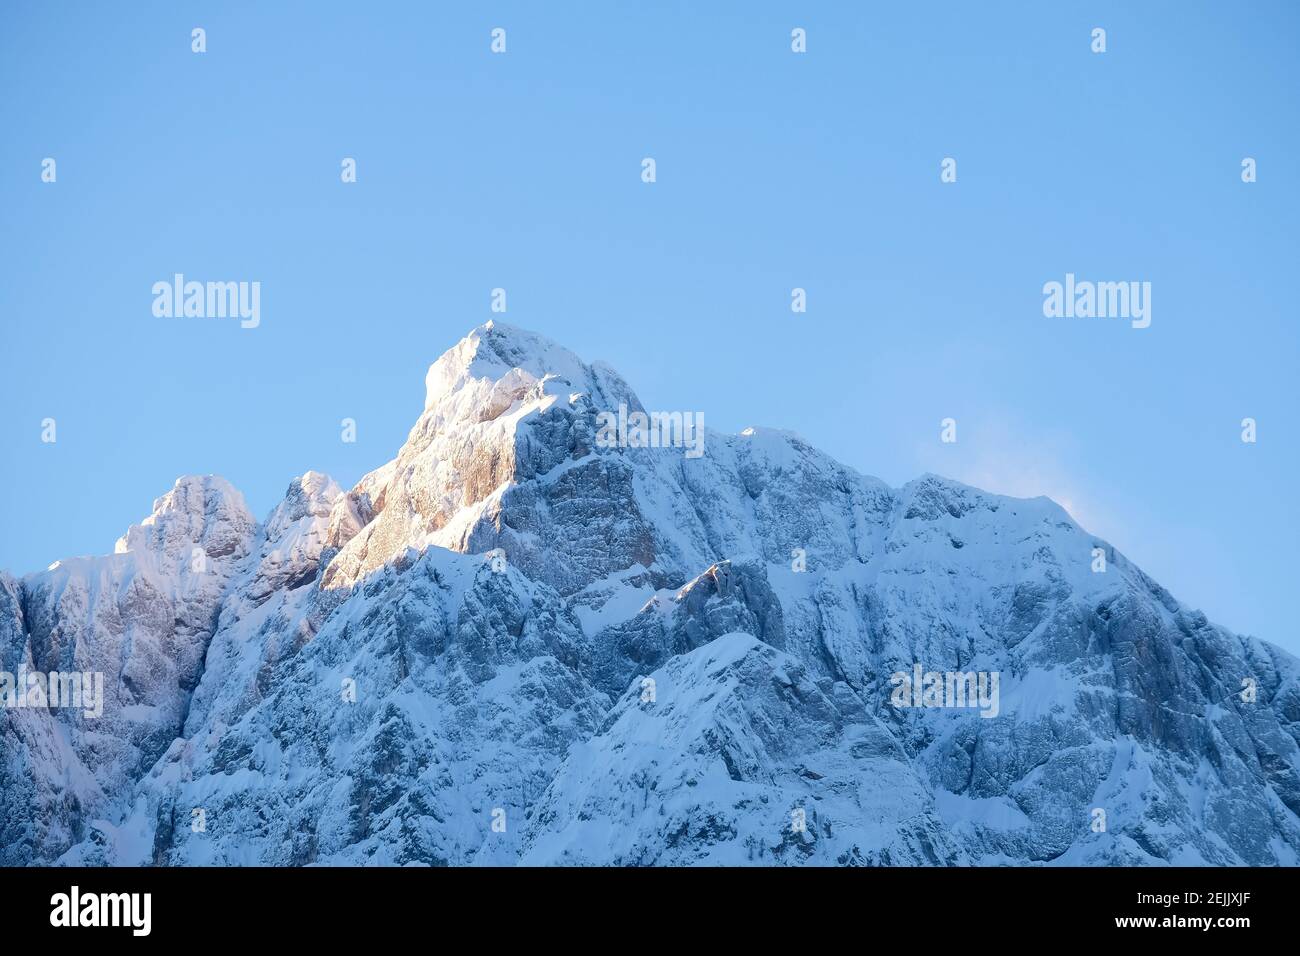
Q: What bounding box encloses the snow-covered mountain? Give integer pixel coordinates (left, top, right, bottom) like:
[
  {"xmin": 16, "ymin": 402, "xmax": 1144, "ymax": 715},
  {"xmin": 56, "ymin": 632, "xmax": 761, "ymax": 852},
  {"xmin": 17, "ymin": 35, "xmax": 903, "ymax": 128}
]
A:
[{"xmin": 3, "ymin": 321, "xmax": 1297, "ymax": 866}]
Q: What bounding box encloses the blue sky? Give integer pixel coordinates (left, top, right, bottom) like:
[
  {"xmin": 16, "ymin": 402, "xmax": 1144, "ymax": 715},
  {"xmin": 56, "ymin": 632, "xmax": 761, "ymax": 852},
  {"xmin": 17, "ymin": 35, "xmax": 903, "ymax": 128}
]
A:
[{"xmin": 1, "ymin": 2, "xmax": 1297, "ymax": 650}]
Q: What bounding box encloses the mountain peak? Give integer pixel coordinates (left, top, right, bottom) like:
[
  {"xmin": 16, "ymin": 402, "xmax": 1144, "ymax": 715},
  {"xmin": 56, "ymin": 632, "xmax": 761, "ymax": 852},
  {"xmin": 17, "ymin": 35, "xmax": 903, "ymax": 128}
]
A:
[
  {"xmin": 263, "ymin": 471, "xmax": 343, "ymax": 541},
  {"xmin": 112, "ymin": 474, "xmax": 255, "ymax": 563},
  {"xmin": 423, "ymin": 322, "xmax": 597, "ymax": 411}
]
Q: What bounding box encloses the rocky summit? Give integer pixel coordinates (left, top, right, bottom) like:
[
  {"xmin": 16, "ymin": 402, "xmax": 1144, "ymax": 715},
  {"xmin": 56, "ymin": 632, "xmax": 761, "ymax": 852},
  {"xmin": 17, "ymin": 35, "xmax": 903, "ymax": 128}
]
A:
[{"xmin": 3, "ymin": 321, "xmax": 1297, "ymax": 866}]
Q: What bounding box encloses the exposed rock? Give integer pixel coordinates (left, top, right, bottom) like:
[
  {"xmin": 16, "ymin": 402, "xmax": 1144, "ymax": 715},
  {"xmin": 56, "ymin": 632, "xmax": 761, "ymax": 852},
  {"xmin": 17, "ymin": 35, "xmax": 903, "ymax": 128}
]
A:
[{"xmin": 3, "ymin": 323, "xmax": 1296, "ymax": 867}]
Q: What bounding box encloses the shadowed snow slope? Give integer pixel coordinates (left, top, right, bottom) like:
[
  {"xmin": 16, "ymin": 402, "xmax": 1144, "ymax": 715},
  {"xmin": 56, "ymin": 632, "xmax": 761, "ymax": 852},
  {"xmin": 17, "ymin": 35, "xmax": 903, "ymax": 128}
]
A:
[{"xmin": 2, "ymin": 322, "xmax": 1297, "ymax": 866}]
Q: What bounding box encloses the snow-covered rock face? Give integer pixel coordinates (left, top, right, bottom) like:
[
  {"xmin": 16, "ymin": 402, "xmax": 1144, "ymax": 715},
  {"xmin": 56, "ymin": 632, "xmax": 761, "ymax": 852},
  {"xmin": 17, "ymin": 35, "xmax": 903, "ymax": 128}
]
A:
[
  {"xmin": 321, "ymin": 321, "xmax": 640, "ymax": 592},
  {"xmin": 522, "ymin": 633, "xmax": 962, "ymax": 866},
  {"xmin": 1, "ymin": 476, "xmax": 256, "ymax": 862},
  {"xmin": 3, "ymin": 322, "xmax": 1298, "ymax": 866}
]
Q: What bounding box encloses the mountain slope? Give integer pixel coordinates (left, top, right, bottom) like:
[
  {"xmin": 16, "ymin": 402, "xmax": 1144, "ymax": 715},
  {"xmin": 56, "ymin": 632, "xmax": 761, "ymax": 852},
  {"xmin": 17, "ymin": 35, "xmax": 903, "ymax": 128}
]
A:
[{"xmin": 3, "ymin": 321, "xmax": 1297, "ymax": 866}]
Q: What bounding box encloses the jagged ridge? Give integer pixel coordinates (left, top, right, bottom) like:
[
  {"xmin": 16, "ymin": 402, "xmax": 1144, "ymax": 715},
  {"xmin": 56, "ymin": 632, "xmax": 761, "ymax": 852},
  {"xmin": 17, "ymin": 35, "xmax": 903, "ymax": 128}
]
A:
[{"xmin": 2, "ymin": 321, "xmax": 1298, "ymax": 866}]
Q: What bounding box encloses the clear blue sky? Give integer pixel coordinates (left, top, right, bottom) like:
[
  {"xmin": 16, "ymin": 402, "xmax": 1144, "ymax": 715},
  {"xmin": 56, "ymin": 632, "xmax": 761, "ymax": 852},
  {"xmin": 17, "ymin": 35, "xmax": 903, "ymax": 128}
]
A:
[{"xmin": 2, "ymin": 2, "xmax": 1296, "ymax": 651}]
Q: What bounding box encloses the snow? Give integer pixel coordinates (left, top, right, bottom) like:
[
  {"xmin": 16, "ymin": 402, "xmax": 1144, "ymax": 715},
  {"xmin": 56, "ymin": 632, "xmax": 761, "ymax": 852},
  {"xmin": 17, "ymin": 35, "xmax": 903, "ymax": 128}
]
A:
[{"xmin": 4, "ymin": 321, "xmax": 1298, "ymax": 868}]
